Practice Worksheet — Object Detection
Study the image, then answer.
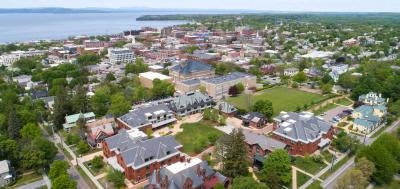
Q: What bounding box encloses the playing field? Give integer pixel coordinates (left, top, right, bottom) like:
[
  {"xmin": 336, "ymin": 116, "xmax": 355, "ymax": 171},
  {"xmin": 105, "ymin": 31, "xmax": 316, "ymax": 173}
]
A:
[{"xmin": 227, "ymin": 87, "xmax": 328, "ymax": 116}]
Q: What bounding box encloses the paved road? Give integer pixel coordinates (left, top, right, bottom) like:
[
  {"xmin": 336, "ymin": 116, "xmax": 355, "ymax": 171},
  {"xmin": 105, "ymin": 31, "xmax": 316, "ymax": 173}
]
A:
[
  {"xmin": 321, "ymin": 119, "xmax": 400, "ymax": 189},
  {"xmin": 40, "ymin": 124, "xmax": 91, "ymax": 189}
]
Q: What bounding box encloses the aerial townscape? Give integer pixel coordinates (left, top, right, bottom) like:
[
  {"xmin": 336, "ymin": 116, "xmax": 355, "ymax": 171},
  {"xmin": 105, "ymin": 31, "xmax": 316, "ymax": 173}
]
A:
[{"xmin": 1, "ymin": 1, "xmax": 400, "ymax": 189}]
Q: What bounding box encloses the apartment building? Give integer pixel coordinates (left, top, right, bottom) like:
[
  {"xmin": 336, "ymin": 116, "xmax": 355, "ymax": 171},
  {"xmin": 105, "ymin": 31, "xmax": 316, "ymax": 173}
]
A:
[
  {"xmin": 200, "ymin": 72, "xmax": 257, "ymax": 99},
  {"xmin": 108, "ymin": 48, "xmax": 135, "ymax": 64},
  {"xmin": 117, "ymin": 104, "xmax": 177, "ymax": 132},
  {"xmin": 168, "ymin": 92, "xmax": 213, "ymax": 117},
  {"xmin": 103, "ymin": 130, "xmax": 183, "ymax": 182},
  {"xmin": 273, "ymin": 112, "xmax": 334, "ymax": 156}
]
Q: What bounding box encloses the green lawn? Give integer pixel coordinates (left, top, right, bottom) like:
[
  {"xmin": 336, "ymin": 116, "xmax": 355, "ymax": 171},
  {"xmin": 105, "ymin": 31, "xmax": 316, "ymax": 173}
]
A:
[
  {"xmin": 313, "ymin": 103, "xmax": 338, "ymax": 115},
  {"xmin": 320, "ymin": 155, "xmax": 352, "ymax": 180},
  {"xmin": 175, "ymin": 122, "xmax": 224, "ymax": 155},
  {"xmin": 297, "ymin": 171, "xmax": 311, "ymax": 188},
  {"xmin": 321, "ymin": 150, "xmax": 335, "ymax": 162},
  {"xmin": 294, "ymin": 157, "xmax": 327, "ymax": 175},
  {"xmin": 336, "ymin": 98, "xmax": 353, "ymax": 106},
  {"xmin": 227, "ymin": 87, "xmax": 328, "ymax": 116},
  {"xmin": 306, "ymin": 181, "xmax": 323, "ymax": 189}
]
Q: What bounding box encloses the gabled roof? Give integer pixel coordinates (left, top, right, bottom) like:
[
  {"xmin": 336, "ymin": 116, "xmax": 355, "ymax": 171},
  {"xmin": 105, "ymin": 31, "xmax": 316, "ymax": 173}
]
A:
[
  {"xmin": 120, "ymin": 136, "xmax": 182, "ymax": 169},
  {"xmin": 119, "ymin": 104, "xmax": 174, "ymax": 129},
  {"xmin": 243, "ymin": 130, "xmax": 286, "ymax": 151},
  {"xmin": 169, "ymin": 92, "xmax": 212, "ymax": 111}
]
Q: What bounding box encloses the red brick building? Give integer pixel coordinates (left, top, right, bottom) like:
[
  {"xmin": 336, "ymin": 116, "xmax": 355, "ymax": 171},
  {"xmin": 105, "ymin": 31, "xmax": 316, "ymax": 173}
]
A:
[
  {"xmin": 272, "ymin": 112, "xmax": 334, "ymax": 156},
  {"xmin": 103, "ymin": 130, "xmax": 183, "ymax": 182}
]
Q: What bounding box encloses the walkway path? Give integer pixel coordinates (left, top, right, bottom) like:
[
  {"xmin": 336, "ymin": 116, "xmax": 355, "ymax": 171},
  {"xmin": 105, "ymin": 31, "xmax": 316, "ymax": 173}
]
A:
[{"xmin": 16, "ymin": 179, "xmax": 46, "ymax": 189}]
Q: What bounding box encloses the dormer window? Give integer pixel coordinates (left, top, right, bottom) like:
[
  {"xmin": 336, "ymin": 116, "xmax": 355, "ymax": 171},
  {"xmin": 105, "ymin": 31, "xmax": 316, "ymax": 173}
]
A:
[{"xmin": 166, "ymin": 151, "xmax": 170, "ymax": 155}]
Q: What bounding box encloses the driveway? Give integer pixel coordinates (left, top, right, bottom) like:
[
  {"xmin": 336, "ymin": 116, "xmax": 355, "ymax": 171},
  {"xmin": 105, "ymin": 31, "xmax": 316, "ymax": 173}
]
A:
[{"xmin": 225, "ymin": 117, "xmax": 273, "ymax": 134}]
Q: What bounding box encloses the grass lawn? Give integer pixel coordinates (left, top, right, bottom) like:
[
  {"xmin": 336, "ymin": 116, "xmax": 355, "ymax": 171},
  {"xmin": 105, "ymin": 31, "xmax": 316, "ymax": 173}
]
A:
[
  {"xmin": 313, "ymin": 103, "xmax": 338, "ymax": 115},
  {"xmin": 320, "ymin": 155, "xmax": 352, "ymax": 180},
  {"xmin": 294, "ymin": 157, "xmax": 327, "ymax": 175},
  {"xmin": 306, "ymin": 181, "xmax": 323, "ymax": 189},
  {"xmin": 297, "ymin": 171, "xmax": 311, "ymax": 188},
  {"xmin": 35, "ymin": 186, "xmax": 48, "ymax": 189},
  {"xmin": 336, "ymin": 98, "xmax": 353, "ymax": 106},
  {"xmin": 321, "ymin": 150, "xmax": 335, "ymax": 162},
  {"xmin": 175, "ymin": 122, "xmax": 224, "ymax": 155},
  {"xmin": 8, "ymin": 173, "xmax": 42, "ymax": 188},
  {"xmin": 84, "ymin": 162, "xmax": 106, "ymax": 176},
  {"xmin": 373, "ymin": 180, "xmax": 400, "ymax": 189},
  {"xmin": 227, "ymin": 87, "xmax": 328, "ymax": 116}
]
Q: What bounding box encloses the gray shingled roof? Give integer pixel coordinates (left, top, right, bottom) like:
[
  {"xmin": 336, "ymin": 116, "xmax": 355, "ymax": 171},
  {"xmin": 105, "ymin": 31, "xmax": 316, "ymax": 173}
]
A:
[
  {"xmin": 169, "ymin": 92, "xmax": 212, "ymax": 112},
  {"xmin": 120, "ymin": 136, "xmax": 181, "ymax": 169},
  {"xmin": 273, "ymin": 112, "xmax": 332, "ymax": 143},
  {"xmin": 170, "ymin": 61, "xmax": 213, "ymax": 75},
  {"xmin": 119, "ymin": 104, "xmax": 173, "ymax": 129},
  {"xmin": 243, "ymin": 130, "xmax": 286, "ymax": 151},
  {"xmin": 149, "ymin": 160, "xmax": 224, "ymax": 189},
  {"xmin": 201, "ymin": 72, "xmax": 255, "ymax": 85}
]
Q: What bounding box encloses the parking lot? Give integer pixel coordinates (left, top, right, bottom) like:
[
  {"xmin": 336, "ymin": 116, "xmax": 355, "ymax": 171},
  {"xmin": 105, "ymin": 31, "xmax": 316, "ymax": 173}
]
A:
[{"xmin": 322, "ymin": 106, "xmax": 351, "ymax": 123}]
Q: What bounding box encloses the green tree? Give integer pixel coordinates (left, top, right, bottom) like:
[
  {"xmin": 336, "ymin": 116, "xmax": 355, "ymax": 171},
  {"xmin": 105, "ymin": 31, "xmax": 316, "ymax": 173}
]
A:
[
  {"xmin": 51, "ymin": 174, "xmax": 77, "ymax": 189},
  {"xmin": 222, "ymin": 129, "xmax": 249, "ymax": 178},
  {"xmin": 71, "ymin": 85, "xmax": 89, "ymax": 113},
  {"xmin": 77, "ymin": 52, "xmax": 100, "ymax": 66},
  {"xmin": 335, "ymin": 169, "xmax": 368, "ymax": 189},
  {"xmin": 8, "ymin": 107, "xmax": 21, "ymax": 139},
  {"xmin": 108, "ymin": 93, "xmax": 131, "ymax": 117},
  {"xmin": 20, "ymin": 123, "xmax": 41, "ymax": 141},
  {"xmin": 0, "ymin": 137, "xmax": 19, "ymax": 163},
  {"xmin": 321, "ymin": 83, "xmax": 333, "ymax": 94},
  {"xmin": 293, "ymin": 71, "xmax": 307, "ymax": 83},
  {"xmin": 49, "ymin": 160, "xmax": 70, "ymax": 180},
  {"xmin": 252, "ymin": 99, "xmax": 274, "ymax": 120},
  {"xmin": 106, "ymin": 73, "xmax": 116, "ymax": 81},
  {"xmin": 231, "ymin": 177, "xmax": 268, "ymax": 189},
  {"xmin": 90, "ymin": 156, "xmax": 104, "ymax": 171},
  {"xmin": 76, "ymin": 116, "xmax": 86, "ymax": 139},
  {"xmin": 260, "ymin": 149, "xmax": 291, "ymax": 186},
  {"xmin": 151, "ymin": 79, "xmax": 175, "ymax": 99},
  {"xmin": 91, "ymin": 85, "xmax": 111, "ymax": 116},
  {"xmin": 76, "ymin": 141, "xmax": 90, "ymax": 155},
  {"xmin": 125, "ymin": 58, "xmax": 148, "ymax": 75},
  {"xmin": 107, "ymin": 169, "xmax": 125, "ymax": 188},
  {"xmin": 53, "ymin": 86, "xmax": 69, "ymax": 130},
  {"xmin": 236, "ymin": 83, "xmax": 245, "ymax": 94}
]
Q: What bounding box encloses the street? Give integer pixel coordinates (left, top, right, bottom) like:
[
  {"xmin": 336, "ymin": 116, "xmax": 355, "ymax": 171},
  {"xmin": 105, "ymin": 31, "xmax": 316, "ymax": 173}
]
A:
[
  {"xmin": 40, "ymin": 124, "xmax": 91, "ymax": 189},
  {"xmin": 321, "ymin": 119, "xmax": 400, "ymax": 189}
]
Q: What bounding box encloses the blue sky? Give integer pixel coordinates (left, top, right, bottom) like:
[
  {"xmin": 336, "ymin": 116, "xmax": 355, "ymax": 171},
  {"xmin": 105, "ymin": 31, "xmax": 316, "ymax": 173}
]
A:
[{"xmin": 1, "ymin": 0, "xmax": 400, "ymax": 12}]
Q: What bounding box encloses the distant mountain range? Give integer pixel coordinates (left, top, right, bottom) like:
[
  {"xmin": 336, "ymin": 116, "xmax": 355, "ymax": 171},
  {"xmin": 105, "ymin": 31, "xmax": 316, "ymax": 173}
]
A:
[{"xmin": 0, "ymin": 7, "xmax": 263, "ymax": 14}]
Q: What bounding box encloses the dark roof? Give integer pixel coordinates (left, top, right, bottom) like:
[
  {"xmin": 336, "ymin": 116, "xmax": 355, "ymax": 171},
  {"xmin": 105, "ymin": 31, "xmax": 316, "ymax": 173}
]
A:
[
  {"xmin": 170, "ymin": 61, "xmax": 213, "ymax": 75},
  {"xmin": 31, "ymin": 90, "xmax": 48, "ymax": 100},
  {"xmin": 119, "ymin": 104, "xmax": 173, "ymax": 129},
  {"xmin": 201, "ymin": 72, "xmax": 255, "ymax": 85}
]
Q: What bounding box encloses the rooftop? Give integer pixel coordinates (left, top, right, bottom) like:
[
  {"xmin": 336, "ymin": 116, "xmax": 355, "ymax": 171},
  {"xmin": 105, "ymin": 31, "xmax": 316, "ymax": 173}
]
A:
[
  {"xmin": 201, "ymin": 72, "xmax": 255, "ymax": 85},
  {"xmin": 139, "ymin": 71, "xmax": 171, "ymax": 81}
]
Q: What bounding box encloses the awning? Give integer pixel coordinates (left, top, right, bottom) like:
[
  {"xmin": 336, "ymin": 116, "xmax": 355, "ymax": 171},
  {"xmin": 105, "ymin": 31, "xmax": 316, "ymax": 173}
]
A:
[
  {"xmin": 254, "ymin": 154, "xmax": 266, "ymax": 163},
  {"xmin": 318, "ymin": 138, "xmax": 331, "ymax": 148}
]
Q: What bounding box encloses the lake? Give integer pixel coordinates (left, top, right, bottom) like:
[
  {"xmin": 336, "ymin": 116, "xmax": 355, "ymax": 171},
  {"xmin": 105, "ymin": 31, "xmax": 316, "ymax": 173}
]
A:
[{"xmin": 0, "ymin": 12, "xmax": 191, "ymax": 43}]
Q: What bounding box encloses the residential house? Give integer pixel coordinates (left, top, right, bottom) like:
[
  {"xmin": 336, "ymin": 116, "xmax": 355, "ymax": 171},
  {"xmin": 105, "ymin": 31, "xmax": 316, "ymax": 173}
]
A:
[
  {"xmin": 200, "ymin": 72, "xmax": 257, "ymax": 99},
  {"xmin": 214, "ymin": 101, "xmax": 237, "ymax": 117},
  {"xmin": 148, "ymin": 158, "xmax": 229, "ymax": 189},
  {"xmin": 352, "ymin": 93, "xmax": 387, "ymax": 134},
  {"xmin": 168, "ymin": 92, "xmax": 213, "ymax": 117},
  {"xmin": 103, "ymin": 130, "xmax": 183, "ymax": 182},
  {"xmin": 86, "ymin": 116, "xmax": 116, "ymax": 148},
  {"xmin": 284, "ymin": 68, "xmax": 299, "ymax": 77},
  {"xmin": 169, "ymin": 61, "xmax": 215, "ymax": 82},
  {"xmin": 63, "ymin": 112, "xmax": 96, "ymax": 132},
  {"xmin": 329, "ymin": 64, "xmax": 348, "ymax": 82},
  {"xmin": 216, "ymin": 129, "xmax": 286, "ymax": 169},
  {"xmin": 358, "ymin": 92, "xmax": 388, "ymax": 106},
  {"xmin": 139, "ymin": 72, "xmax": 172, "ymax": 89},
  {"xmin": 117, "ymin": 104, "xmax": 176, "ymax": 132},
  {"xmin": 242, "ymin": 112, "xmax": 267, "ymax": 129},
  {"xmin": 272, "ymin": 112, "xmax": 334, "ymax": 156},
  {"xmin": 0, "ymin": 160, "xmax": 14, "ymax": 187}
]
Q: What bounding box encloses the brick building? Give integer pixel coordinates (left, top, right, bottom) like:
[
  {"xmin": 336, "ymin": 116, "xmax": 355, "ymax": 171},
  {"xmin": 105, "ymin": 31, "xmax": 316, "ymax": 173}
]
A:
[
  {"xmin": 169, "ymin": 61, "xmax": 215, "ymax": 82},
  {"xmin": 272, "ymin": 112, "xmax": 334, "ymax": 156},
  {"xmin": 103, "ymin": 130, "xmax": 183, "ymax": 182}
]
